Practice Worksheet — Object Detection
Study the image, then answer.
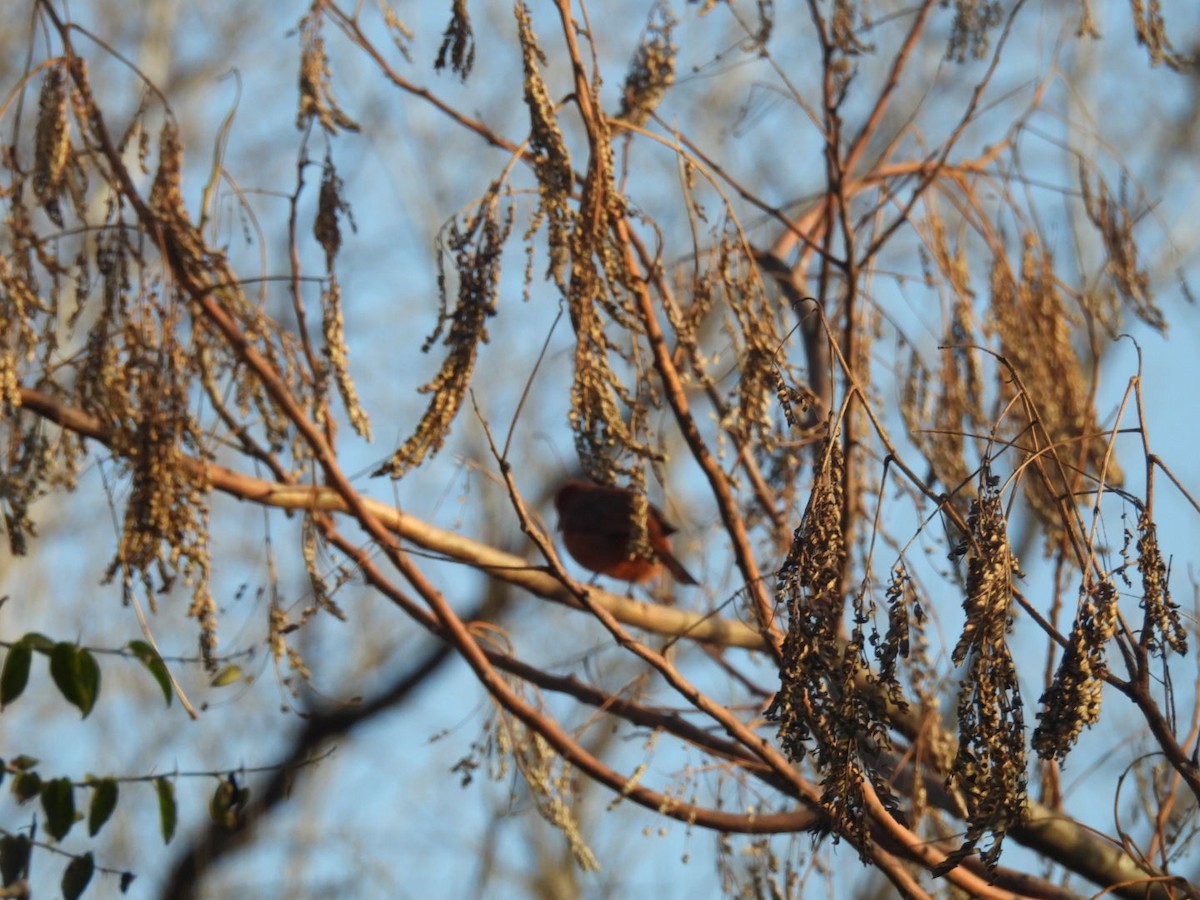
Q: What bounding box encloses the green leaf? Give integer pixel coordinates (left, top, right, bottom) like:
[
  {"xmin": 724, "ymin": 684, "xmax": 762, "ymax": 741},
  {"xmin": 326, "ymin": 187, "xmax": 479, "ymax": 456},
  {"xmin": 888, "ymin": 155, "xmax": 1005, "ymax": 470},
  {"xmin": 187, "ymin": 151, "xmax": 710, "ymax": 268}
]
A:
[
  {"xmin": 208, "ymin": 776, "xmax": 249, "ymax": 830},
  {"xmin": 74, "ymin": 649, "xmax": 100, "ymax": 717},
  {"xmin": 20, "ymin": 632, "xmax": 55, "ymax": 654},
  {"xmin": 42, "ymin": 777, "xmax": 75, "ymax": 841},
  {"xmin": 209, "ymin": 664, "xmax": 242, "ymax": 687},
  {"xmin": 61, "ymin": 851, "xmax": 94, "ymax": 900},
  {"xmin": 127, "ymin": 641, "xmax": 172, "ymax": 707},
  {"xmin": 10, "ymin": 755, "xmax": 38, "ymax": 771},
  {"xmin": 154, "ymin": 777, "xmax": 176, "ymax": 844},
  {"xmin": 0, "ymin": 642, "xmax": 32, "ymax": 708},
  {"xmin": 119, "ymin": 871, "xmax": 136, "ymax": 893},
  {"xmin": 0, "ymin": 834, "xmax": 30, "ymax": 886},
  {"xmin": 49, "ymin": 643, "xmax": 80, "ymax": 708},
  {"xmin": 87, "ymin": 778, "xmax": 119, "ymax": 837},
  {"xmin": 209, "ymin": 778, "xmax": 234, "ymax": 829},
  {"xmin": 49, "ymin": 644, "xmax": 100, "ymax": 718},
  {"xmin": 11, "ymin": 770, "xmax": 41, "ymax": 804}
]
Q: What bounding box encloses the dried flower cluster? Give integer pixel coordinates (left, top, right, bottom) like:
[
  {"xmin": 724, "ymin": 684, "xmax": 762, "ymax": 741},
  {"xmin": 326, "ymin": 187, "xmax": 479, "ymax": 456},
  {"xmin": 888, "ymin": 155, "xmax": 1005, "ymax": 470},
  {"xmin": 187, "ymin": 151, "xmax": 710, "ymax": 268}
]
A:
[
  {"xmin": 769, "ymin": 437, "xmax": 907, "ymax": 852},
  {"xmin": 941, "ymin": 470, "xmax": 1026, "ymax": 872},
  {"xmin": 374, "ymin": 191, "xmax": 510, "ymax": 478},
  {"xmin": 615, "ymin": 6, "xmax": 677, "ymax": 127},
  {"xmin": 988, "ymin": 235, "xmax": 1117, "ymax": 552},
  {"xmin": 1033, "ymin": 577, "xmax": 1118, "ymax": 762}
]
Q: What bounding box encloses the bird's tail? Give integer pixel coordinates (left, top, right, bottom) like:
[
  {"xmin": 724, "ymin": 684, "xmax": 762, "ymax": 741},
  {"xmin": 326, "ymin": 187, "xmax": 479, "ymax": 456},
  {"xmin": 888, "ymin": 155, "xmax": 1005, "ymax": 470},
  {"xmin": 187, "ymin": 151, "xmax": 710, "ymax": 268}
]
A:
[{"xmin": 662, "ymin": 552, "xmax": 698, "ymax": 586}]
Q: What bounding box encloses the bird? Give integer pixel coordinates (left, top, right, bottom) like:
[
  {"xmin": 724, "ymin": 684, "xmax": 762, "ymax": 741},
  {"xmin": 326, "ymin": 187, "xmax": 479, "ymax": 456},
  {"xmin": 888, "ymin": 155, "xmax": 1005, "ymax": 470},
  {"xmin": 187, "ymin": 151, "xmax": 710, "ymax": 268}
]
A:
[{"xmin": 553, "ymin": 479, "xmax": 698, "ymax": 586}]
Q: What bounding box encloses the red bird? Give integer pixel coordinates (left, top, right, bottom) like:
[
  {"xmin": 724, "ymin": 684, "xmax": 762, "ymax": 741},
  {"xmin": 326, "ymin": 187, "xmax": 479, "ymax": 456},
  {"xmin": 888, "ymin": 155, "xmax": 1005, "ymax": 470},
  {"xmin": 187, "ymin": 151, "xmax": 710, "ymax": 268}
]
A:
[{"xmin": 554, "ymin": 480, "xmax": 698, "ymax": 586}]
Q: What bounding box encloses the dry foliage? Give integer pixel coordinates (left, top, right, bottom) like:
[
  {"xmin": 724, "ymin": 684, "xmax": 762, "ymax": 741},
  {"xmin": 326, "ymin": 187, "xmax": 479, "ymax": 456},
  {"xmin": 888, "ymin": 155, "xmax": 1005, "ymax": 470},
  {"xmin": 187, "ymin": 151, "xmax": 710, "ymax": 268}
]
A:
[{"xmin": 2, "ymin": 0, "xmax": 1199, "ymax": 898}]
